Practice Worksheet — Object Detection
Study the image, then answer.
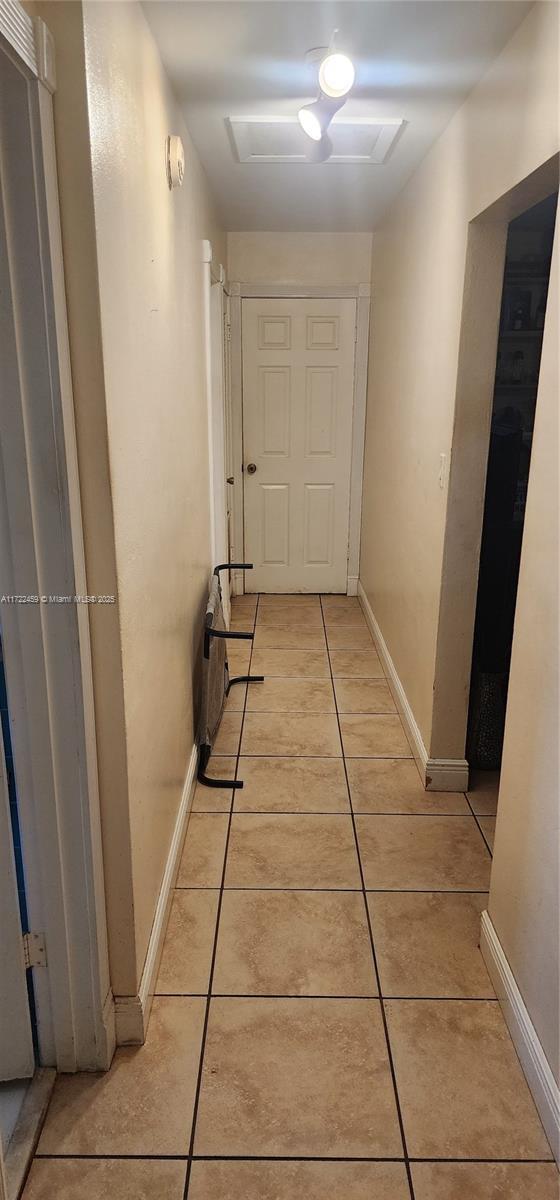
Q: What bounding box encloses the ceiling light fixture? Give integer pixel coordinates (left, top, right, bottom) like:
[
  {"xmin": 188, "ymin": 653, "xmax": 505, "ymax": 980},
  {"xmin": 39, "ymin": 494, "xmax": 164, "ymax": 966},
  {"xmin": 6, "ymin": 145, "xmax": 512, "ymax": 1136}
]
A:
[
  {"xmin": 298, "ymin": 36, "xmax": 355, "ymax": 156},
  {"xmin": 318, "ymin": 52, "xmax": 355, "ymax": 100},
  {"xmin": 298, "ymin": 102, "xmax": 322, "ymax": 142},
  {"xmin": 305, "ymin": 133, "xmax": 333, "ymax": 163},
  {"xmin": 298, "ymin": 94, "xmax": 344, "ymax": 142}
]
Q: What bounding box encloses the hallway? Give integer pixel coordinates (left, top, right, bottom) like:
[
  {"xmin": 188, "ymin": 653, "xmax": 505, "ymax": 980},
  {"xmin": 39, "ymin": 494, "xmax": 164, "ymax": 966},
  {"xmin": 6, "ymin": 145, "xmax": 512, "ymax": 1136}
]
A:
[{"xmin": 22, "ymin": 595, "xmax": 555, "ymax": 1198}]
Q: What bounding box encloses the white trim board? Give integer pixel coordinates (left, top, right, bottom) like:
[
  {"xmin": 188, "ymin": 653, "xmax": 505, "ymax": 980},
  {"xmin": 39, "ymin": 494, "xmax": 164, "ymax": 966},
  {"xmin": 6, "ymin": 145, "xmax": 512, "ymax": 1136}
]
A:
[
  {"xmin": 357, "ymin": 582, "xmax": 469, "ymax": 791},
  {"xmin": 114, "ymin": 745, "xmax": 198, "ymax": 1044},
  {"xmin": 233, "ymin": 282, "xmax": 370, "ymax": 299},
  {"xmin": 480, "ymin": 911, "xmax": 560, "ymax": 1162}
]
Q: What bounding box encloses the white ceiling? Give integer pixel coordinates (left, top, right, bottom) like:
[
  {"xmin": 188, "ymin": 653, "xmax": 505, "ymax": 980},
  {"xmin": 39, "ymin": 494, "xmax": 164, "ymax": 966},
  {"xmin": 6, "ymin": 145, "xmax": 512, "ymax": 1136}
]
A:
[{"xmin": 143, "ymin": 1, "xmax": 532, "ymax": 232}]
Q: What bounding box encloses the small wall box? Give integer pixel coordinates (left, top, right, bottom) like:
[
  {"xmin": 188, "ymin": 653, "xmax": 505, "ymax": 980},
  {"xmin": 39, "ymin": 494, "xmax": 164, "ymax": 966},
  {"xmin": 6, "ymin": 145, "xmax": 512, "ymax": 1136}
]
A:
[{"xmin": 166, "ymin": 135, "xmax": 185, "ymax": 188}]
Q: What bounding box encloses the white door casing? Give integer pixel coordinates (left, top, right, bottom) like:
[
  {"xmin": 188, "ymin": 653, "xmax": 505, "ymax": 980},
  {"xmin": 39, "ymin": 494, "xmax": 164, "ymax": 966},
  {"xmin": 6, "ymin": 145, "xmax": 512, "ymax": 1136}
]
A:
[
  {"xmin": 203, "ymin": 243, "xmax": 231, "ymax": 621},
  {"xmin": 242, "ymin": 297, "xmax": 357, "ymax": 593},
  {"xmin": 0, "ymin": 1, "xmax": 114, "ymax": 1073}
]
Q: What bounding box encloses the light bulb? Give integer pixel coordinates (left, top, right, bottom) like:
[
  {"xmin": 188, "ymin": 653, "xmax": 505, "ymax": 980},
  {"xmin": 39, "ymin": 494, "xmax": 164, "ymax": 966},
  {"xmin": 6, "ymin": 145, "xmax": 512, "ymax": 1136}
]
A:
[
  {"xmin": 318, "ymin": 52, "xmax": 355, "ymax": 99},
  {"xmin": 298, "ymin": 104, "xmax": 323, "ymax": 142}
]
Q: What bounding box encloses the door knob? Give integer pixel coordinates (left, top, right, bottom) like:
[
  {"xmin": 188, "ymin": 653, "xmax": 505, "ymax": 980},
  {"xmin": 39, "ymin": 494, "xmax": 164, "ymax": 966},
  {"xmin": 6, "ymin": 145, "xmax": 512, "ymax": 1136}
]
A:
[{"xmin": 246, "ymin": 463, "xmax": 257, "ymax": 475}]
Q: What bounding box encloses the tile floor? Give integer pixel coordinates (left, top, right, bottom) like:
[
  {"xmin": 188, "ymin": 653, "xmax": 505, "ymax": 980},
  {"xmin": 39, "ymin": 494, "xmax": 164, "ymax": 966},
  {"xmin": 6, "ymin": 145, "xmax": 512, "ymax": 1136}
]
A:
[{"xmin": 24, "ymin": 596, "xmax": 557, "ymax": 1198}]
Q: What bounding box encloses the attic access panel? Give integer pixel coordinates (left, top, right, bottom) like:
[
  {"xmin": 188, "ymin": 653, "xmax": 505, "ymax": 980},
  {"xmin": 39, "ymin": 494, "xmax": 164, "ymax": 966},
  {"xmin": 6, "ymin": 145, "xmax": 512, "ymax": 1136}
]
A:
[{"xmin": 228, "ymin": 116, "xmax": 404, "ymax": 164}]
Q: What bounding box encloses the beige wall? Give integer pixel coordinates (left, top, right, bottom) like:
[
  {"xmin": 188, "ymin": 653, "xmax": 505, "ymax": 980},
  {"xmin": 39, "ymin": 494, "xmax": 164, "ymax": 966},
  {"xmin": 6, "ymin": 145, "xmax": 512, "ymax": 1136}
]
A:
[
  {"xmin": 361, "ymin": 2, "xmax": 559, "ymax": 749},
  {"xmin": 360, "ymin": 1, "xmax": 559, "ymax": 1081},
  {"xmin": 82, "ymin": 0, "xmax": 224, "ymax": 991},
  {"xmin": 227, "ymin": 232, "xmax": 372, "ymax": 286},
  {"xmin": 39, "ymin": 0, "xmax": 223, "ymax": 996}
]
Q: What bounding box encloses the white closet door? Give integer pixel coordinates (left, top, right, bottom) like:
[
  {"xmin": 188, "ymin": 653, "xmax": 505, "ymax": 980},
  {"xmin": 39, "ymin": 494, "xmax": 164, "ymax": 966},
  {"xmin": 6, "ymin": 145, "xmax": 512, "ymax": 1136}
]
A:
[{"xmin": 242, "ymin": 297, "xmax": 356, "ymax": 592}]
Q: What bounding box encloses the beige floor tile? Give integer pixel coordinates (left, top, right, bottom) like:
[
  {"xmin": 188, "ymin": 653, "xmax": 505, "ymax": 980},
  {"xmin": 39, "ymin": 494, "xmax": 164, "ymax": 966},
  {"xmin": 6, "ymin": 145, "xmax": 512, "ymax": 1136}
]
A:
[
  {"xmin": 37, "ymin": 998, "xmax": 205, "ymax": 1155},
  {"xmin": 327, "ymin": 625, "xmax": 375, "ymax": 649},
  {"xmin": 246, "ymin": 677, "xmax": 334, "ymax": 712},
  {"xmin": 356, "ymin": 815, "xmax": 491, "ymax": 890},
  {"xmin": 257, "ymin": 606, "xmax": 324, "ymax": 628},
  {"xmin": 251, "ymin": 648, "xmax": 330, "ymax": 678},
  {"xmin": 156, "ymin": 890, "xmax": 219, "ymax": 994},
  {"xmin": 214, "ymin": 711, "xmax": 242, "ymax": 755},
  {"xmin": 259, "ymin": 593, "xmax": 320, "ymax": 607},
  {"xmin": 23, "ymin": 1159, "xmax": 186, "ymax": 1200},
  {"xmin": 411, "ymin": 1162, "xmax": 560, "ymax": 1200},
  {"xmin": 234, "ymin": 757, "xmax": 349, "ymax": 812},
  {"xmin": 224, "ymin": 682, "xmax": 247, "ymax": 711},
  {"xmin": 229, "ymin": 617, "xmax": 255, "ymax": 633},
  {"xmin": 385, "ymin": 999, "xmax": 553, "ymax": 1159},
  {"xmin": 253, "ymin": 626, "xmax": 326, "ymax": 649},
  {"xmin": 189, "ymin": 1160, "xmax": 410, "ymax": 1200},
  {"xmin": 340, "ymin": 714, "xmax": 411, "ymax": 757},
  {"xmin": 321, "ymin": 595, "xmax": 362, "ymax": 611},
  {"xmin": 227, "ymin": 644, "xmax": 251, "ymax": 674},
  {"xmin": 192, "ymin": 757, "xmax": 236, "ymax": 811},
  {"xmin": 330, "ymin": 649, "xmax": 384, "ymax": 677},
  {"xmin": 242, "ymin": 712, "xmax": 341, "ymax": 757},
  {"xmin": 225, "ymin": 814, "xmax": 361, "ymax": 888},
  {"xmin": 324, "ymin": 609, "xmax": 368, "ymax": 628},
  {"xmin": 335, "ymin": 678, "xmax": 396, "ymax": 713},
  {"xmin": 478, "ymin": 814, "xmax": 496, "ymax": 852},
  {"xmin": 231, "ymin": 595, "xmax": 257, "ymax": 610},
  {"xmin": 194, "ymin": 997, "xmax": 403, "ymax": 1156},
  {"xmin": 213, "ymin": 890, "xmax": 377, "ymax": 996},
  {"xmin": 177, "ymin": 814, "xmax": 229, "ymax": 886},
  {"xmin": 467, "ymin": 770, "xmax": 500, "ymax": 815},
  {"xmin": 347, "ymin": 758, "xmax": 469, "ymax": 814},
  {"xmin": 368, "ymin": 892, "xmax": 494, "ymax": 998}
]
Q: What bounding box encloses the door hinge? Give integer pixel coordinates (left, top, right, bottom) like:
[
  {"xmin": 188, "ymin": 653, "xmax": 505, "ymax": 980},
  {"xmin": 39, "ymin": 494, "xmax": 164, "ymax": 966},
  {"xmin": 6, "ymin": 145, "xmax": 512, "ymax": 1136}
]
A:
[{"xmin": 23, "ymin": 931, "xmax": 47, "ymax": 969}]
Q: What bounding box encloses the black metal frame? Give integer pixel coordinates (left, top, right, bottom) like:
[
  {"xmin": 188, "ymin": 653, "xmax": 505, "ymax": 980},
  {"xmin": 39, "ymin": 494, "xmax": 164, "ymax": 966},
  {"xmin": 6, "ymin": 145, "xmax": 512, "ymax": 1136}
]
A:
[{"xmin": 197, "ymin": 563, "xmax": 264, "ymax": 790}]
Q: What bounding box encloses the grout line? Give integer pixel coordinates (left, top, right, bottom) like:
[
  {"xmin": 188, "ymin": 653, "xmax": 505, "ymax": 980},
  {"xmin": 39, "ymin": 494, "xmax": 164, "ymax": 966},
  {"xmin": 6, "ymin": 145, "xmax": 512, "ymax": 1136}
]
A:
[
  {"xmin": 34, "ymin": 1152, "xmax": 555, "ymax": 1163},
  {"xmin": 319, "ymin": 595, "xmax": 417, "ymax": 1200},
  {"xmin": 175, "ymin": 885, "xmax": 491, "ymax": 894},
  {"xmin": 183, "ymin": 592, "xmax": 260, "ymax": 1199},
  {"xmin": 207, "ymin": 752, "xmax": 414, "ymax": 760},
  {"xmin": 155, "ymin": 993, "xmax": 499, "ymax": 1002},
  {"xmin": 464, "ymin": 792, "xmax": 495, "ymax": 859},
  {"xmin": 191, "ymin": 810, "xmax": 484, "ymax": 817}
]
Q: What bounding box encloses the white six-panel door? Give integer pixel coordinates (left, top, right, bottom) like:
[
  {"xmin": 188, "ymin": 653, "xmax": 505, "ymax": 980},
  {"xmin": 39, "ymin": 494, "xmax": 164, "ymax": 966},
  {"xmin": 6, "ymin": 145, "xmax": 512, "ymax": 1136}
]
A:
[{"xmin": 242, "ymin": 298, "xmax": 357, "ymax": 592}]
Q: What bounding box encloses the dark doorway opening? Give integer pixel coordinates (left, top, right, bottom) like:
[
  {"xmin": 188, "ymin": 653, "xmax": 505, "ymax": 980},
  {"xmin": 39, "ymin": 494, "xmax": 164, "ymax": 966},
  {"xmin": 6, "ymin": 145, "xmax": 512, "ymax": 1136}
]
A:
[{"xmin": 467, "ymin": 192, "xmax": 558, "ymax": 773}]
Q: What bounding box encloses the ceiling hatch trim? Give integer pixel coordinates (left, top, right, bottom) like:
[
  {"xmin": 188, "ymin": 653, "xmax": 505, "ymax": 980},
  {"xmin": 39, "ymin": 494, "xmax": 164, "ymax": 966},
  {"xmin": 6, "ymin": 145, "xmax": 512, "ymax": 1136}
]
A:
[{"xmin": 227, "ymin": 116, "xmax": 404, "ymax": 165}]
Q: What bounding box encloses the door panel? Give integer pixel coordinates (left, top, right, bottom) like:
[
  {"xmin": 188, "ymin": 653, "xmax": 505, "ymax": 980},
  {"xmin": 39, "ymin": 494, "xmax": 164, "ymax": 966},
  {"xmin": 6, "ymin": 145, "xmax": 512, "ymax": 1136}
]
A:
[
  {"xmin": 304, "ymin": 484, "xmax": 334, "ymax": 566},
  {"xmin": 242, "ymin": 298, "xmax": 356, "ymax": 592}
]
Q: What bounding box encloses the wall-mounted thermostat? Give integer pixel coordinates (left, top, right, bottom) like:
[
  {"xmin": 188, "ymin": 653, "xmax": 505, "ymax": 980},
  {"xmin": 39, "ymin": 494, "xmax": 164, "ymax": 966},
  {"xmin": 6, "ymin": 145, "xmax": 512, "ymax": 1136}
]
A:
[{"xmin": 166, "ymin": 135, "xmax": 185, "ymax": 189}]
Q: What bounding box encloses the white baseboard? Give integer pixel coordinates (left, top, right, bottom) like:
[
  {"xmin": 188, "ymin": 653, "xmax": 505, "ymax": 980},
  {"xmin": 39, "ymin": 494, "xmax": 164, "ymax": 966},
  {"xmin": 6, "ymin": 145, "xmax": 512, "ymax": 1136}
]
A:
[
  {"xmin": 425, "ymin": 758, "xmax": 469, "ymax": 790},
  {"xmin": 357, "ymin": 582, "xmax": 468, "ymax": 792},
  {"xmin": 114, "ymin": 744, "xmax": 198, "ymax": 1044},
  {"xmin": 346, "ymin": 575, "xmax": 358, "ymax": 597},
  {"xmin": 480, "ymin": 911, "xmax": 559, "ymax": 1162}
]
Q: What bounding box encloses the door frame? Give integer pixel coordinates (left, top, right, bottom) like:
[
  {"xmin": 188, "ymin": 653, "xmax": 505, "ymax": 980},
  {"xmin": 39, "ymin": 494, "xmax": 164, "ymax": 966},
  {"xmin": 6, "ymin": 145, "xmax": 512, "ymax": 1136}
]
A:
[
  {"xmin": 229, "ymin": 282, "xmax": 370, "ymax": 595},
  {"xmin": 430, "ymin": 156, "xmax": 559, "ymax": 767},
  {"xmin": 0, "ymin": 1, "xmax": 114, "ymax": 1075},
  {"xmin": 202, "ymin": 240, "xmax": 232, "ymax": 621}
]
